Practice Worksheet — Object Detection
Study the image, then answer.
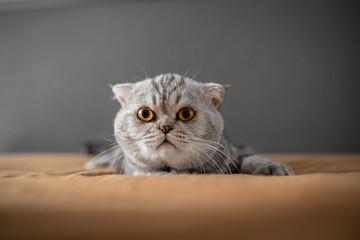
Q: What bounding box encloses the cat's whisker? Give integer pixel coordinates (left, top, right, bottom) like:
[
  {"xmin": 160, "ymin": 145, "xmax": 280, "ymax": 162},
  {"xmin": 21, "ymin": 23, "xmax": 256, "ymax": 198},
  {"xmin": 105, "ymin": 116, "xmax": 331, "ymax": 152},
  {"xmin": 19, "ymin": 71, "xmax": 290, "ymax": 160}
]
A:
[
  {"xmin": 86, "ymin": 145, "xmax": 123, "ymax": 175},
  {"xmin": 133, "ymin": 61, "xmax": 149, "ymax": 79},
  {"xmin": 120, "ymin": 157, "xmax": 126, "ymax": 173},
  {"xmin": 183, "ymin": 69, "xmax": 190, "ymax": 78},
  {"xmin": 188, "ymin": 145, "xmax": 206, "ymax": 174},
  {"xmin": 207, "ymin": 148, "xmax": 232, "ymax": 174},
  {"xmin": 170, "ymin": 133, "xmax": 223, "ymax": 174},
  {"xmin": 204, "ymin": 143, "xmax": 238, "ymax": 174},
  {"xmin": 96, "ymin": 151, "xmax": 121, "ymax": 175},
  {"xmin": 191, "ymin": 143, "xmax": 224, "ymax": 174},
  {"xmin": 190, "ymin": 70, "xmax": 200, "ymax": 81},
  {"xmin": 102, "ymin": 132, "xmax": 117, "ymax": 143},
  {"xmin": 90, "ymin": 144, "xmax": 120, "ymax": 160},
  {"xmin": 192, "ymin": 138, "xmax": 227, "ymax": 151},
  {"xmin": 118, "ymin": 133, "xmax": 159, "ymax": 143},
  {"xmin": 195, "ymin": 150, "xmax": 208, "ymax": 174},
  {"xmin": 189, "ymin": 137, "xmax": 241, "ymax": 173},
  {"xmin": 85, "ymin": 73, "xmax": 280, "ymax": 176},
  {"xmin": 187, "ymin": 139, "xmax": 235, "ymax": 174},
  {"xmin": 200, "ymin": 146, "xmax": 230, "ymax": 174},
  {"xmin": 108, "ymin": 152, "xmax": 126, "ymax": 174}
]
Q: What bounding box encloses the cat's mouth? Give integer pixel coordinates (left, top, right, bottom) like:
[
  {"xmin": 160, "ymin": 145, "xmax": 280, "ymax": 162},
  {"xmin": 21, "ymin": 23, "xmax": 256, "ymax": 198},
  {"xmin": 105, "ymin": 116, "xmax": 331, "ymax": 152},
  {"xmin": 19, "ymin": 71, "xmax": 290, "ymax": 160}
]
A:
[{"xmin": 157, "ymin": 138, "xmax": 176, "ymax": 149}]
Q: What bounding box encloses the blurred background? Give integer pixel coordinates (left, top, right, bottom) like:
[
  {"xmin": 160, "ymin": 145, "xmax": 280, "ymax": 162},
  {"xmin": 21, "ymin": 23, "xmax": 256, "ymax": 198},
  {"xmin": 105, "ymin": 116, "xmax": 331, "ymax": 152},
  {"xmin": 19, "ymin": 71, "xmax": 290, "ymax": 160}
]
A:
[{"xmin": 0, "ymin": 0, "xmax": 359, "ymax": 153}]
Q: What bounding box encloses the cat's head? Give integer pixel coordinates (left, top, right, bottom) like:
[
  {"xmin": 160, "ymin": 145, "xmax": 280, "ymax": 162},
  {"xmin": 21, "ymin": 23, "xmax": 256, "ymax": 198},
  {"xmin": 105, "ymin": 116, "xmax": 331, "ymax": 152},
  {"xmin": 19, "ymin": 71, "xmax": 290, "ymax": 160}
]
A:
[{"xmin": 112, "ymin": 73, "xmax": 227, "ymax": 170}]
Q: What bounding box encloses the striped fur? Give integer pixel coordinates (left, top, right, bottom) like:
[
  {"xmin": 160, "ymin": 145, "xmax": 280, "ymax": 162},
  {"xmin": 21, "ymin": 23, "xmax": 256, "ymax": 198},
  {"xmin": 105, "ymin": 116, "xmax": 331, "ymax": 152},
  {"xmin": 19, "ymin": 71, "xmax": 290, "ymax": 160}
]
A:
[{"xmin": 86, "ymin": 73, "xmax": 293, "ymax": 176}]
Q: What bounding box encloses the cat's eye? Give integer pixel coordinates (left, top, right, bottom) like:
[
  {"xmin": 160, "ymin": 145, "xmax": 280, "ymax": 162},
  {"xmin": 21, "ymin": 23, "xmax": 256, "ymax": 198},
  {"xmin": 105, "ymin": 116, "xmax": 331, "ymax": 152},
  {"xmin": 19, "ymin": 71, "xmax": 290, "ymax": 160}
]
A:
[
  {"xmin": 178, "ymin": 108, "xmax": 195, "ymax": 121},
  {"xmin": 137, "ymin": 107, "xmax": 155, "ymax": 122}
]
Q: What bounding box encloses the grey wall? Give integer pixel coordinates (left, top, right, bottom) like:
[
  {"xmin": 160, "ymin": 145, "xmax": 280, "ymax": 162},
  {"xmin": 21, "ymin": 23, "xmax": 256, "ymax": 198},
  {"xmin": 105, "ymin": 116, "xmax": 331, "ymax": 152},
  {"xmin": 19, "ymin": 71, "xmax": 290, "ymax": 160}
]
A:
[{"xmin": 0, "ymin": 0, "xmax": 359, "ymax": 153}]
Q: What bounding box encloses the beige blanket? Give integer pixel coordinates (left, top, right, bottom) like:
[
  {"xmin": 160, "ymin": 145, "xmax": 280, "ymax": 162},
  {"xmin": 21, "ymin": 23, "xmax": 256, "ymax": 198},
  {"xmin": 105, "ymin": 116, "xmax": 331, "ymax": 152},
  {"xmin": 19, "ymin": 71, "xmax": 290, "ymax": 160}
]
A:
[{"xmin": 1, "ymin": 153, "xmax": 360, "ymax": 240}]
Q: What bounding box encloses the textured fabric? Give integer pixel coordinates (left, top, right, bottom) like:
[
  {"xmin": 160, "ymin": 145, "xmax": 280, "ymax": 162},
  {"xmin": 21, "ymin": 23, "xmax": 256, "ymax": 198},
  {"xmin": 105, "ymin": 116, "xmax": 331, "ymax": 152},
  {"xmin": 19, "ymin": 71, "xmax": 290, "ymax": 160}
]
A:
[{"xmin": 1, "ymin": 154, "xmax": 360, "ymax": 240}]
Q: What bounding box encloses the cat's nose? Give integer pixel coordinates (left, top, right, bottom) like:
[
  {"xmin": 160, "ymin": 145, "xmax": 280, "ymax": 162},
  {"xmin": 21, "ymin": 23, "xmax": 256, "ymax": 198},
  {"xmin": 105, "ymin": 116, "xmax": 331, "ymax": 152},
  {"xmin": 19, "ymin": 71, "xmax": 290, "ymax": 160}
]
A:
[{"xmin": 160, "ymin": 125, "xmax": 172, "ymax": 134}]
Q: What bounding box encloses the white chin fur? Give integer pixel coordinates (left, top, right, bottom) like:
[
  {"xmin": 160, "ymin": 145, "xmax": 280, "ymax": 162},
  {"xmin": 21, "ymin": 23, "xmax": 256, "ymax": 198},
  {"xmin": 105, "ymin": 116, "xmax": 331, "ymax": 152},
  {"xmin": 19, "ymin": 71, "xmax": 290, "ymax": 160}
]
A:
[{"xmin": 138, "ymin": 142, "xmax": 195, "ymax": 169}]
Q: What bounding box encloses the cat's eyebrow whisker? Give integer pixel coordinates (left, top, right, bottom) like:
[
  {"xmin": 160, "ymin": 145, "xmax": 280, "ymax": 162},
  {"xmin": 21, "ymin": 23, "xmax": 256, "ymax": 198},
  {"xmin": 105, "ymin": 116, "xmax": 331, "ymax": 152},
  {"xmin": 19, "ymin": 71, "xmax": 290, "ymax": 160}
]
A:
[
  {"xmin": 133, "ymin": 61, "xmax": 149, "ymax": 79},
  {"xmin": 183, "ymin": 69, "xmax": 190, "ymax": 78},
  {"xmin": 190, "ymin": 71, "xmax": 200, "ymax": 81}
]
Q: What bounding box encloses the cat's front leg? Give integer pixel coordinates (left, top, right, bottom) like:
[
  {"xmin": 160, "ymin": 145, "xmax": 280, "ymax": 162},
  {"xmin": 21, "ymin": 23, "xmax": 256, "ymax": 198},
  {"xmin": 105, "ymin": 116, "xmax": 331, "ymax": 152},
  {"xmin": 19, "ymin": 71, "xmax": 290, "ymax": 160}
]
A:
[{"xmin": 241, "ymin": 155, "xmax": 293, "ymax": 176}]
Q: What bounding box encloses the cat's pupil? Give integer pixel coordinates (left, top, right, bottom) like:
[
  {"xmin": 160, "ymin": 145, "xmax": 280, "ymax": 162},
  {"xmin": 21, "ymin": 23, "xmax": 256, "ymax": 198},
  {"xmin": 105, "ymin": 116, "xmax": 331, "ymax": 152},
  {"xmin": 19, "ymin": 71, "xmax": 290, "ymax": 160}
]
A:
[
  {"xmin": 142, "ymin": 109, "xmax": 150, "ymax": 118},
  {"xmin": 182, "ymin": 109, "xmax": 190, "ymax": 119}
]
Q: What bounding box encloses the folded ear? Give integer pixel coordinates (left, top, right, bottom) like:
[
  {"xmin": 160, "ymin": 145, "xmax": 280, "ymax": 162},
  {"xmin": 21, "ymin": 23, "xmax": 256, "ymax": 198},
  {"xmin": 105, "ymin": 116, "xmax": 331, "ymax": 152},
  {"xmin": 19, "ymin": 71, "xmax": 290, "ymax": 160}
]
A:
[
  {"xmin": 202, "ymin": 83, "xmax": 229, "ymax": 108},
  {"xmin": 111, "ymin": 83, "xmax": 134, "ymax": 107}
]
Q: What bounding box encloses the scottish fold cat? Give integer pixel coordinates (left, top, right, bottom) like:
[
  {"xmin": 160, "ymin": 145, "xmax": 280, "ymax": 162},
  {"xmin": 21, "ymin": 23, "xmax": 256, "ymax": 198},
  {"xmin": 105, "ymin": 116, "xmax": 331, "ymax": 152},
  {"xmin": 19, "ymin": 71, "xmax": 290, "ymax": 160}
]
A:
[{"xmin": 85, "ymin": 73, "xmax": 293, "ymax": 176}]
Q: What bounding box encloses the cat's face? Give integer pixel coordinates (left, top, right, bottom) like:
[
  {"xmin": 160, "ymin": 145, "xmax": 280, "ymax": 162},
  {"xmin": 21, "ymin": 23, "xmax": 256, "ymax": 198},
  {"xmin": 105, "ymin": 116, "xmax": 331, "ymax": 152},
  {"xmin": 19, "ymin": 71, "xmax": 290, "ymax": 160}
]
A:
[{"xmin": 113, "ymin": 73, "xmax": 227, "ymax": 170}]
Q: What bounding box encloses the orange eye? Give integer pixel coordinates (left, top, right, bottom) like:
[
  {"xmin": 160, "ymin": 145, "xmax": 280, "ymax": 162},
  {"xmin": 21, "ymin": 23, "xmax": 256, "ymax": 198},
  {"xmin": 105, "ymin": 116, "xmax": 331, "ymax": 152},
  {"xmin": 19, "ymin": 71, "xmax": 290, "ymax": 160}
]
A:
[
  {"xmin": 137, "ymin": 107, "xmax": 155, "ymax": 122},
  {"xmin": 178, "ymin": 108, "xmax": 195, "ymax": 121}
]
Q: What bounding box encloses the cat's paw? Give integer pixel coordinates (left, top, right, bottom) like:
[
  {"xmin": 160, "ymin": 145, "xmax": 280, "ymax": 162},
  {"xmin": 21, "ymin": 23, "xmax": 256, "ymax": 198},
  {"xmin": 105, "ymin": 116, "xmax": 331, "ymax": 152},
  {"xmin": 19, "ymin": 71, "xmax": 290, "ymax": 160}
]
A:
[
  {"xmin": 252, "ymin": 162, "xmax": 293, "ymax": 176},
  {"xmin": 241, "ymin": 156, "xmax": 293, "ymax": 176}
]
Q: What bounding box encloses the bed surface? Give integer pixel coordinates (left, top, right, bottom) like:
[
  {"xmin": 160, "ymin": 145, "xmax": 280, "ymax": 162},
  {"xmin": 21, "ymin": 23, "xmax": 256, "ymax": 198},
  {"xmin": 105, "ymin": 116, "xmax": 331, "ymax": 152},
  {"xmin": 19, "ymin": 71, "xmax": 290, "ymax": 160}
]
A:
[{"xmin": 1, "ymin": 153, "xmax": 360, "ymax": 240}]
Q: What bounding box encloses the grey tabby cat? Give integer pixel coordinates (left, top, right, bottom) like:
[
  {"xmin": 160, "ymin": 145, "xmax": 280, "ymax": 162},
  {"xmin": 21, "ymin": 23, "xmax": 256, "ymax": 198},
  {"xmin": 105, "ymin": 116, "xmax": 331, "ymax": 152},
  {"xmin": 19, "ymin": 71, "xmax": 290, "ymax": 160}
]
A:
[{"xmin": 85, "ymin": 73, "xmax": 293, "ymax": 176}]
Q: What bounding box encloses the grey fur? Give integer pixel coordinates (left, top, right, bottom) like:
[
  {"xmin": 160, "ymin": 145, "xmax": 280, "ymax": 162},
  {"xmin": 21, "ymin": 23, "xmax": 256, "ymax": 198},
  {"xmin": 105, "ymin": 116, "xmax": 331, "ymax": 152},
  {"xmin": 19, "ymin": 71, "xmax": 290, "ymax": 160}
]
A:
[{"xmin": 85, "ymin": 73, "xmax": 293, "ymax": 176}]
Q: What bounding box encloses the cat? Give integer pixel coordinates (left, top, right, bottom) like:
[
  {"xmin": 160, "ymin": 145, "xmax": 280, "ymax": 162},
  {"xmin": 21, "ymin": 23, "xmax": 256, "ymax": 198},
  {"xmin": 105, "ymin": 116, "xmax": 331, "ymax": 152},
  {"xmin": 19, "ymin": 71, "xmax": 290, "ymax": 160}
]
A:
[{"xmin": 85, "ymin": 73, "xmax": 293, "ymax": 176}]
